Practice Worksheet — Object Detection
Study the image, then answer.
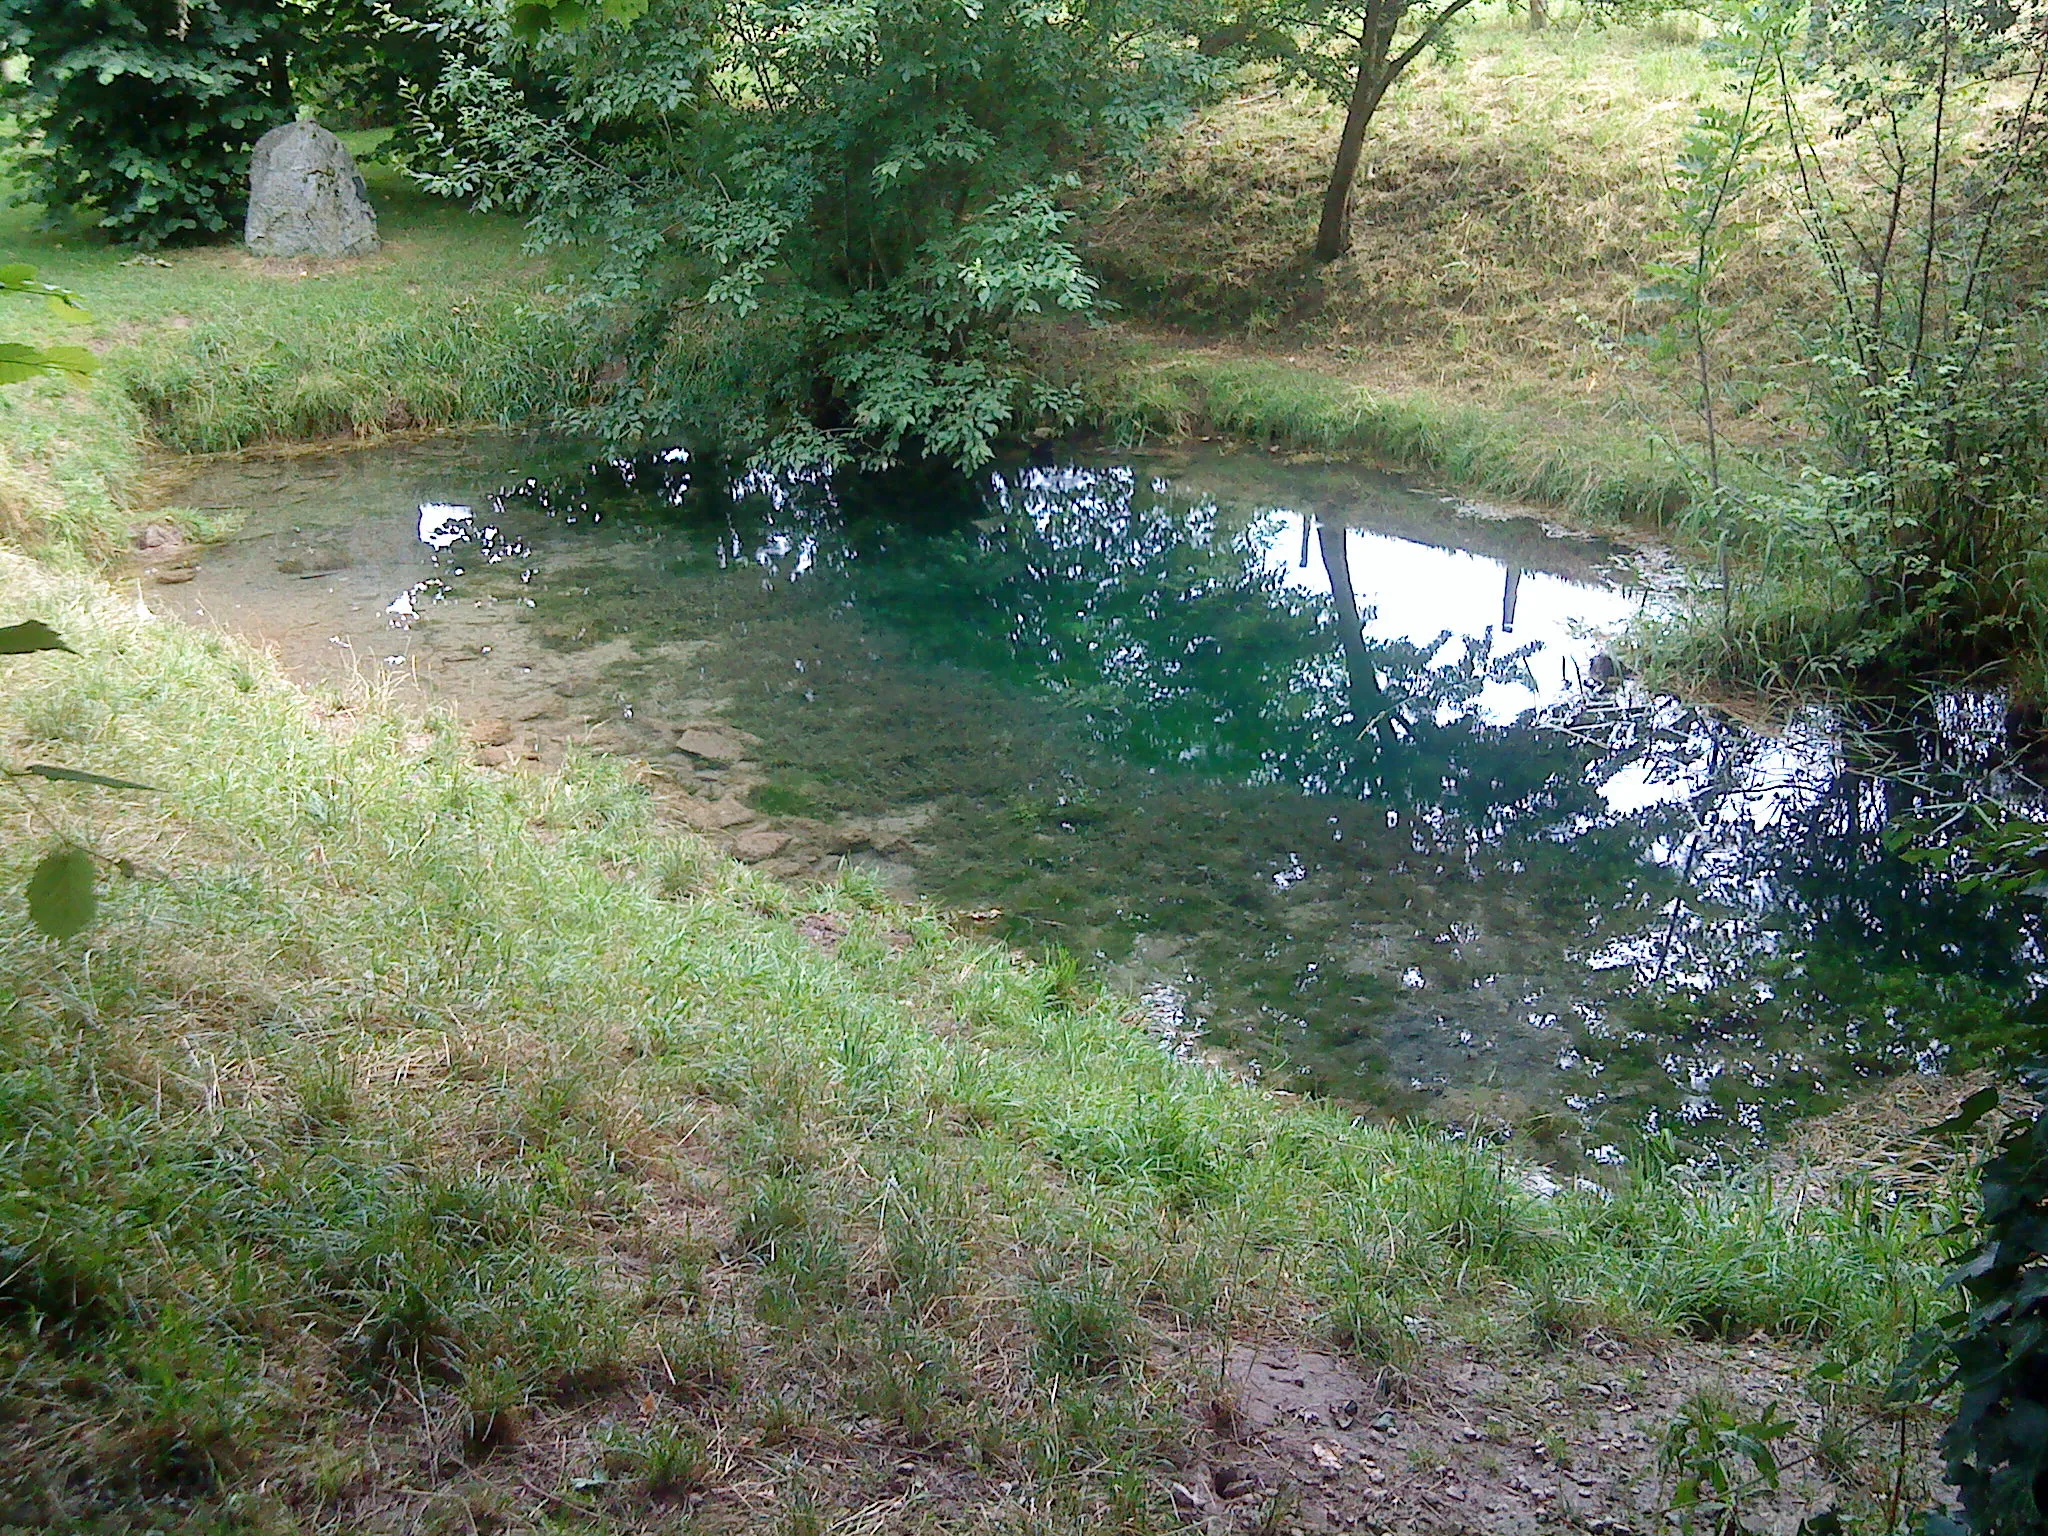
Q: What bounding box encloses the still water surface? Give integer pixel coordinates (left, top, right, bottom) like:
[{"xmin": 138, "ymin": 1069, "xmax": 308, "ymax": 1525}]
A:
[{"xmin": 156, "ymin": 437, "xmax": 2044, "ymax": 1161}]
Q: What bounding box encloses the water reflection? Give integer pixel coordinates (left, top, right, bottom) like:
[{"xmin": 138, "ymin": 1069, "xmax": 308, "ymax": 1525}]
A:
[
  {"xmin": 469, "ymin": 449, "xmax": 2046, "ymax": 1155},
  {"xmin": 160, "ymin": 441, "xmax": 2046, "ymax": 1158}
]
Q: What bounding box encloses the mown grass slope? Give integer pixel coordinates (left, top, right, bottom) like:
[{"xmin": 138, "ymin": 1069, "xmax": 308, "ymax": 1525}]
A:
[
  {"xmin": 0, "ymin": 548, "xmax": 1953, "ymax": 1532},
  {"xmin": 1075, "ymin": 11, "xmax": 1832, "ymax": 528}
]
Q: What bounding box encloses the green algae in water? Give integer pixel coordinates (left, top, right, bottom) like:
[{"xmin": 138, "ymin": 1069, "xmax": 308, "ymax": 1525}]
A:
[{"xmin": 163, "ymin": 440, "xmax": 2048, "ymax": 1160}]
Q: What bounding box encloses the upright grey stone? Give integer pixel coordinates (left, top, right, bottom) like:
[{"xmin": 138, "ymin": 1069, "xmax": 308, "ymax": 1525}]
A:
[{"xmin": 244, "ymin": 122, "xmax": 380, "ymax": 259}]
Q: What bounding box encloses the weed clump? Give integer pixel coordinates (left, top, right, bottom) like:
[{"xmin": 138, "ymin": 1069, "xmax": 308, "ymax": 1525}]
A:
[{"xmin": 1029, "ymin": 1274, "xmax": 1139, "ymax": 1378}]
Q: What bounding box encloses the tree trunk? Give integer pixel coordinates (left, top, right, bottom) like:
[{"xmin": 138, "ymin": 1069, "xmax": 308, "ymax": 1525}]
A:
[
  {"xmin": 1318, "ymin": 522, "xmax": 1388, "ymax": 717},
  {"xmin": 1313, "ymin": 44, "xmax": 1391, "ymax": 263},
  {"xmin": 1527, "ymin": 0, "xmax": 1547, "ymax": 30}
]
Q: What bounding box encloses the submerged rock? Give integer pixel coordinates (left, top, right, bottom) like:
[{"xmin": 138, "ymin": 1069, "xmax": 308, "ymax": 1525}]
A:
[
  {"xmin": 673, "ymin": 723, "xmax": 762, "ymax": 765},
  {"xmin": 275, "ymin": 540, "xmax": 351, "ymax": 577},
  {"xmin": 245, "ymin": 122, "xmax": 379, "ymax": 259}
]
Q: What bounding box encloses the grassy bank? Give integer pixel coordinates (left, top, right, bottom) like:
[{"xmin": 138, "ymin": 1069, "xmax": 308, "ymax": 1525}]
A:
[
  {"xmin": 0, "ymin": 55, "xmax": 1979, "ymax": 1528},
  {"xmin": 0, "ymin": 539, "xmax": 1956, "ymax": 1530},
  {"xmin": 1045, "ymin": 337, "xmax": 1698, "ymax": 525}
]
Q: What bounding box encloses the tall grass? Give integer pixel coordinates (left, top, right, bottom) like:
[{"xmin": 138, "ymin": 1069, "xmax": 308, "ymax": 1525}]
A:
[
  {"xmin": 1056, "ymin": 342, "xmax": 1697, "ymax": 526},
  {"xmin": 113, "ymin": 298, "xmax": 584, "ymax": 453},
  {"xmin": 0, "ymin": 549, "xmax": 1954, "ymax": 1526}
]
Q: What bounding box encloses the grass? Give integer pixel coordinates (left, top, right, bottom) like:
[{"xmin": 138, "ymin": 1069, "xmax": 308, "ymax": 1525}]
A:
[
  {"xmin": 0, "ymin": 539, "xmax": 1959, "ymax": 1526},
  {"xmin": 0, "ymin": 32, "xmax": 1985, "ymax": 1522},
  {"xmin": 1043, "ymin": 335, "xmax": 1699, "ymax": 525}
]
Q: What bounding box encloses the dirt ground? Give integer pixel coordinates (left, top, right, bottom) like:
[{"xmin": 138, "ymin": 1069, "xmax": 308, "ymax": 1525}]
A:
[{"xmin": 1183, "ymin": 1335, "xmax": 1929, "ymax": 1535}]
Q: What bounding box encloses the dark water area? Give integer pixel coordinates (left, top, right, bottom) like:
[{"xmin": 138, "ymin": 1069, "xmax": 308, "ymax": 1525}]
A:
[{"xmin": 155, "ymin": 436, "xmax": 2047, "ymax": 1163}]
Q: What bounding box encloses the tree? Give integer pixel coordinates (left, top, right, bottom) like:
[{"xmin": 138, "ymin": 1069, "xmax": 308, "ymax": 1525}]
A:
[
  {"xmin": 408, "ymin": 0, "xmax": 1211, "ymax": 468},
  {"xmin": 1253, "ymin": 0, "xmax": 1485, "ymax": 262},
  {"xmin": 0, "ymin": 0, "xmax": 298, "ymax": 248}
]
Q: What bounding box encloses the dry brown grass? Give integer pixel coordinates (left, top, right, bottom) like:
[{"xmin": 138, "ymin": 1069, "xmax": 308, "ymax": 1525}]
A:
[{"xmin": 1088, "ymin": 18, "xmax": 1831, "ymax": 449}]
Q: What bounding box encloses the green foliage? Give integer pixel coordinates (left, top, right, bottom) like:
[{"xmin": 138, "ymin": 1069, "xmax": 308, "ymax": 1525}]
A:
[
  {"xmin": 1890, "ymin": 806, "xmax": 2048, "ymax": 902},
  {"xmin": 1658, "ymin": 1393, "xmax": 1815, "ymax": 1536},
  {"xmin": 0, "ymin": 619, "xmax": 73, "ymax": 655},
  {"xmin": 1666, "ymin": 0, "xmax": 2048, "ymax": 692},
  {"xmin": 0, "ymin": 265, "xmax": 97, "ymax": 383},
  {"xmin": 23, "ymin": 844, "xmax": 94, "ymax": 940},
  {"xmin": 0, "ymin": 266, "xmax": 122, "ymax": 943},
  {"xmin": 408, "ymin": 0, "xmax": 1212, "ymax": 467},
  {"xmin": 0, "ymin": 0, "xmax": 297, "ymax": 249},
  {"xmin": 0, "ymin": 302, "xmax": 103, "ymax": 867},
  {"xmin": 0, "ymin": 613, "xmax": 145, "ymax": 945},
  {"xmin": 1909, "ymin": 1070, "xmax": 2048, "ymax": 1536}
]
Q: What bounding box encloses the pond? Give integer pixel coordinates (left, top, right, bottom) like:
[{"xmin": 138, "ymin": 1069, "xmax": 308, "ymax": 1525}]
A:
[{"xmin": 152, "ymin": 436, "xmax": 2046, "ymax": 1164}]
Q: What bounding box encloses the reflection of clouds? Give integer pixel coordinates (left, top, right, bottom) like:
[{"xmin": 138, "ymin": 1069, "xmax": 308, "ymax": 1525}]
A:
[
  {"xmin": 384, "ymin": 577, "xmax": 453, "ymax": 628},
  {"xmin": 1261, "ymin": 516, "xmax": 1644, "ymax": 723},
  {"xmin": 1595, "ymin": 707, "xmax": 1839, "ymax": 822},
  {"xmin": 417, "ymin": 502, "xmax": 474, "ymax": 548}
]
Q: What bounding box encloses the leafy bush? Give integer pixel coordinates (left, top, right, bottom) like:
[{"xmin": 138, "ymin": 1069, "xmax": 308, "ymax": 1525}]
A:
[
  {"xmin": 1911, "ymin": 1072, "xmax": 2048, "ymax": 1535},
  {"xmin": 1657, "ymin": 0, "xmax": 2048, "ymax": 695},
  {"xmin": 408, "ymin": 0, "xmax": 1213, "ymax": 468},
  {"xmin": 0, "ymin": 0, "xmax": 297, "ymax": 248}
]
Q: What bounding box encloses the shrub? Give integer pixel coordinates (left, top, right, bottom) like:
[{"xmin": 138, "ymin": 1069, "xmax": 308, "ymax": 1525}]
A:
[{"xmin": 0, "ymin": 0, "xmax": 297, "ymax": 248}]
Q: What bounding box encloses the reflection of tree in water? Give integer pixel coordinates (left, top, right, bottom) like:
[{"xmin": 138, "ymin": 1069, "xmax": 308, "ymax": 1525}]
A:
[
  {"xmin": 844, "ymin": 465, "xmax": 1578, "ymax": 818},
  {"xmin": 500, "ymin": 451, "xmax": 2042, "ymax": 1143}
]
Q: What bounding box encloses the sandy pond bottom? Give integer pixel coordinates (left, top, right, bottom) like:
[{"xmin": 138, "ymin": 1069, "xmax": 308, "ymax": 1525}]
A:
[{"xmin": 146, "ymin": 435, "xmax": 2041, "ymax": 1162}]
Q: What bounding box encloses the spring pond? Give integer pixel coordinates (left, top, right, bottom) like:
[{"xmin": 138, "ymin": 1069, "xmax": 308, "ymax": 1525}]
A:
[{"xmin": 152, "ymin": 436, "xmax": 2046, "ymax": 1163}]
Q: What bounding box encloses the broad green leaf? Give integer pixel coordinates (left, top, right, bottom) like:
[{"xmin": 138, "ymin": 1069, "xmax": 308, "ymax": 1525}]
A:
[
  {"xmin": 0, "ymin": 342, "xmax": 97, "ymax": 383},
  {"xmin": 0, "ymin": 619, "xmax": 72, "ymax": 654},
  {"xmin": 20, "ymin": 764, "xmax": 157, "ymax": 791},
  {"xmin": 1930, "ymin": 1085, "xmax": 2004, "ymax": 1141},
  {"xmin": 25, "ymin": 845, "xmax": 95, "ymax": 940},
  {"xmin": 33, "ymin": 346, "xmax": 97, "ymax": 374}
]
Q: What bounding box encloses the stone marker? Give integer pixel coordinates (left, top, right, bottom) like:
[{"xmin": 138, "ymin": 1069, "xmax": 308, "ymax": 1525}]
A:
[{"xmin": 245, "ymin": 122, "xmax": 379, "ymax": 259}]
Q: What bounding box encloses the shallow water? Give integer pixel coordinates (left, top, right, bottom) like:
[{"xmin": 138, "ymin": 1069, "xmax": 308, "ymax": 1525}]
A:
[{"xmin": 154, "ymin": 436, "xmax": 2046, "ymax": 1161}]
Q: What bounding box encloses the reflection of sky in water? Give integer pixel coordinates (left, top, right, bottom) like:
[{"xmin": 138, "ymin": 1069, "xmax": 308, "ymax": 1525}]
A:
[
  {"xmin": 1254, "ymin": 511, "xmax": 1644, "ymax": 722},
  {"xmin": 1596, "ymin": 708, "xmax": 1840, "ymax": 822},
  {"xmin": 418, "ymin": 502, "xmax": 474, "ymax": 548},
  {"xmin": 321, "ymin": 446, "xmax": 2042, "ymax": 1152}
]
